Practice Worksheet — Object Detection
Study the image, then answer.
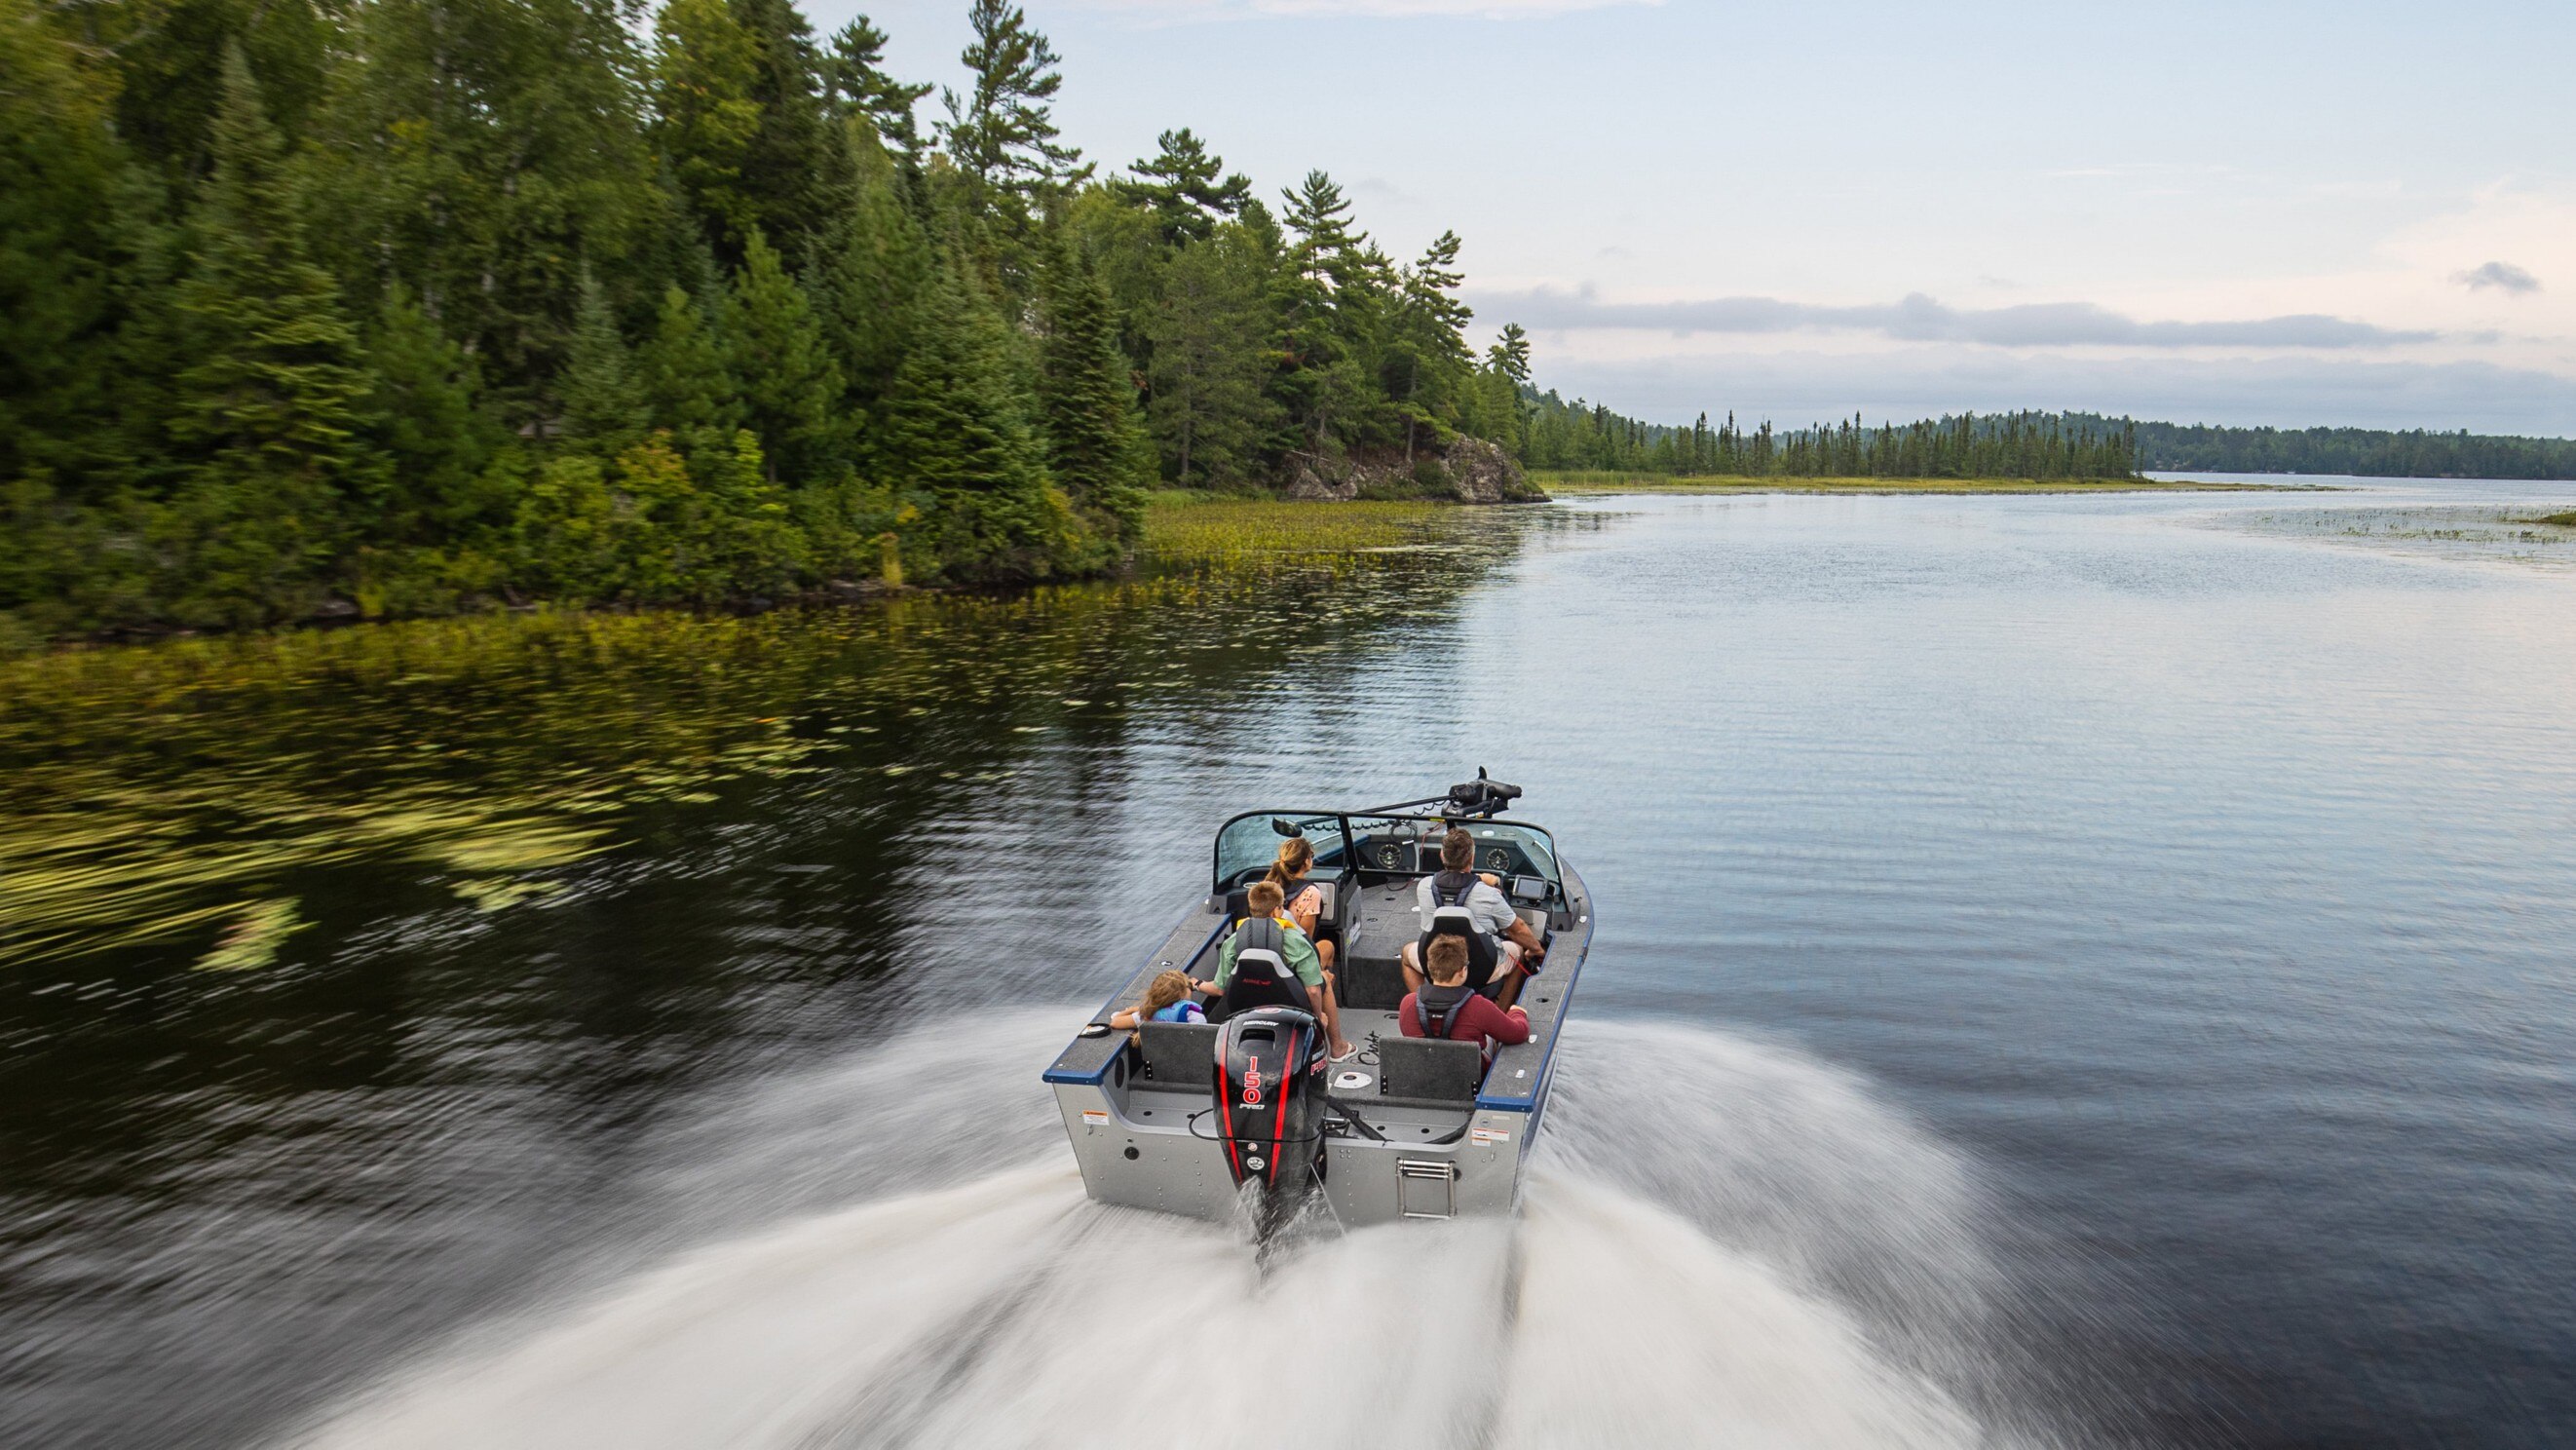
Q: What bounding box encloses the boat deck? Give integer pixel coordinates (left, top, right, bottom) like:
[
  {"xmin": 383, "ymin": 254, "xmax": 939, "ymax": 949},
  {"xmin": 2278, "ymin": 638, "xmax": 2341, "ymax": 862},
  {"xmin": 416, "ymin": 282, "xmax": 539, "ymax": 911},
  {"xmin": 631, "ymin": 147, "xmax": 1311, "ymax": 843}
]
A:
[{"xmin": 1047, "ymin": 868, "xmax": 1591, "ymax": 1119}]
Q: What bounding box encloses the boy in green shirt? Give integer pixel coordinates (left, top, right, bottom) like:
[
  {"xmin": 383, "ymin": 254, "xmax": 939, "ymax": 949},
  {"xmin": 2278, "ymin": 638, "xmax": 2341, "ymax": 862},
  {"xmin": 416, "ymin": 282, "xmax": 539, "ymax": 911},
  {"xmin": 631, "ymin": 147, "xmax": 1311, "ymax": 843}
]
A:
[{"xmin": 1199, "ymin": 879, "xmax": 1354, "ymax": 1060}]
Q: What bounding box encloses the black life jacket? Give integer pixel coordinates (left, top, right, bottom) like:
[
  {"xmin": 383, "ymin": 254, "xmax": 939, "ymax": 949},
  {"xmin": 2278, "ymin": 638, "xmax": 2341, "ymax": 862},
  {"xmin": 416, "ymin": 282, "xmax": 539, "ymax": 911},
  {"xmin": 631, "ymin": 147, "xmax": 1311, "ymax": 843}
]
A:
[
  {"xmin": 1223, "ymin": 915, "xmax": 1313, "ymax": 1014},
  {"xmin": 1414, "ymin": 981, "xmax": 1478, "ymax": 1040},
  {"xmin": 1423, "ymin": 871, "xmax": 1497, "ymax": 977}
]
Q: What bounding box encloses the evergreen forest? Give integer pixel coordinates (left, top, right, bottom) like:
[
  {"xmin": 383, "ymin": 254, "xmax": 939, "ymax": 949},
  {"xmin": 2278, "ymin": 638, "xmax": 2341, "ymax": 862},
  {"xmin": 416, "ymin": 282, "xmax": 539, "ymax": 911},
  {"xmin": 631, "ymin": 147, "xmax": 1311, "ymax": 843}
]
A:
[
  {"xmin": 0, "ymin": 0, "xmax": 1534, "ymax": 635},
  {"xmin": 1526, "ymin": 391, "xmax": 2576, "ymax": 483},
  {"xmin": 1521, "ymin": 393, "xmax": 2142, "ymax": 480},
  {"xmin": 2056, "ymin": 415, "xmax": 2576, "ymax": 480}
]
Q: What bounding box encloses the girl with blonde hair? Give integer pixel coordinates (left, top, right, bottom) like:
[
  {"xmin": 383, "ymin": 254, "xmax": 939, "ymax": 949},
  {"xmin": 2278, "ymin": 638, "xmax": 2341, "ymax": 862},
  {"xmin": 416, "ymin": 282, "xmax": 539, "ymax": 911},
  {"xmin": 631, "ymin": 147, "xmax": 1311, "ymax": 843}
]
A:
[{"xmin": 1109, "ymin": 969, "xmax": 1206, "ymax": 1032}]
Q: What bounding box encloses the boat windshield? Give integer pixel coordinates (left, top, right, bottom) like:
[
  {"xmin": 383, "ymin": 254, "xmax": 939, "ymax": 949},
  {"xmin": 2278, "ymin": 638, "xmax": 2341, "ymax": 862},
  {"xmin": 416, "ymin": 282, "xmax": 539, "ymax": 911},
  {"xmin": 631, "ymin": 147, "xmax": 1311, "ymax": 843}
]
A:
[
  {"xmin": 1217, "ymin": 810, "xmax": 1561, "ymax": 892},
  {"xmin": 1212, "ymin": 811, "xmax": 1351, "ymax": 889}
]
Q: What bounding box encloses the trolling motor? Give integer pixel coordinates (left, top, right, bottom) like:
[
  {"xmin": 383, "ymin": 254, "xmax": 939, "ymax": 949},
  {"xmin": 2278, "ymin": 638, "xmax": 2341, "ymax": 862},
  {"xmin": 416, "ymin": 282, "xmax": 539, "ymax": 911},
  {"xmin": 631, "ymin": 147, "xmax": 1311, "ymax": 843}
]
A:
[
  {"xmin": 1446, "ymin": 767, "xmax": 1522, "ymax": 820},
  {"xmin": 1365, "ymin": 767, "xmax": 1525, "ymax": 822},
  {"xmin": 1213, "ymin": 1007, "xmax": 1327, "ymax": 1205}
]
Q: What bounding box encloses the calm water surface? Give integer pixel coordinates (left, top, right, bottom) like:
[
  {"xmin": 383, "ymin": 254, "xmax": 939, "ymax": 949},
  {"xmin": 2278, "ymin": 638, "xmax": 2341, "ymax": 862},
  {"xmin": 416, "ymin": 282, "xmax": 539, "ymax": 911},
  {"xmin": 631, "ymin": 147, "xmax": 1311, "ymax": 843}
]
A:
[{"xmin": 4, "ymin": 480, "xmax": 2573, "ymax": 1448}]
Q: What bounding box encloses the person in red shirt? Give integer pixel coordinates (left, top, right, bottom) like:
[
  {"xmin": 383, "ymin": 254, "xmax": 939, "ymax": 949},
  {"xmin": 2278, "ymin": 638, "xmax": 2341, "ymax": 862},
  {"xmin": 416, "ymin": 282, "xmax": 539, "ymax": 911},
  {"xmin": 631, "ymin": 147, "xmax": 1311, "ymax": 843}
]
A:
[{"xmin": 1398, "ymin": 935, "xmax": 1532, "ymax": 1062}]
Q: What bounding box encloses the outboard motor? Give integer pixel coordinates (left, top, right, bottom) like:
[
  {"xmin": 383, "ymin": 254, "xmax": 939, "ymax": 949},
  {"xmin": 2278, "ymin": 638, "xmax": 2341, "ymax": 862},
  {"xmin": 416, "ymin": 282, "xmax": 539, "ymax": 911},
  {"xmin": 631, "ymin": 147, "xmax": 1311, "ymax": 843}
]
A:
[{"xmin": 1214, "ymin": 1007, "xmax": 1326, "ymax": 1199}]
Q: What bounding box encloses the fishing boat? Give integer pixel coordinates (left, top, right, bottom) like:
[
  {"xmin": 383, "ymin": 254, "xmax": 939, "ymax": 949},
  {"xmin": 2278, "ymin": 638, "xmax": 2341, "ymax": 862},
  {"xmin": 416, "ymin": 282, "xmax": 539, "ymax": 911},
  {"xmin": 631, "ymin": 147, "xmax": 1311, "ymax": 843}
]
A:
[{"xmin": 1043, "ymin": 773, "xmax": 1594, "ymax": 1230}]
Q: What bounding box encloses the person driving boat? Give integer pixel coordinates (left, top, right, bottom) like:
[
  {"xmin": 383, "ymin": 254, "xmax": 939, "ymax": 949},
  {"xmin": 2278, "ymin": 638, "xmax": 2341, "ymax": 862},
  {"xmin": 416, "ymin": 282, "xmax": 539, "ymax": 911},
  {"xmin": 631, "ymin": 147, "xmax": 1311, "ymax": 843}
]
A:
[{"xmin": 1400, "ymin": 827, "xmax": 1545, "ymax": 1009}]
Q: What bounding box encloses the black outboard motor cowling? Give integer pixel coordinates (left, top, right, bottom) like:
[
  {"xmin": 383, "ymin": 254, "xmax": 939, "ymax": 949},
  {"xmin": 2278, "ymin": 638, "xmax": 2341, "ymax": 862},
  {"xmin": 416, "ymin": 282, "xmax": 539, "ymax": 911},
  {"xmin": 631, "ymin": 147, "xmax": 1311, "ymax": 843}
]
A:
[{"xmin": 1214, "ymin": 1007, "xmax": 1325, "ymax": 1192}]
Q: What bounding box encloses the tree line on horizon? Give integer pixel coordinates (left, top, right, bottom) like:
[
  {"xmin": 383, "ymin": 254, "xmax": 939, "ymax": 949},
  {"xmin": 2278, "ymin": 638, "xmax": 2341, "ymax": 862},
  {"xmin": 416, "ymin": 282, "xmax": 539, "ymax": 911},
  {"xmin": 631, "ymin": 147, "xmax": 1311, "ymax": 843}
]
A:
[
  {"xmin": 0, "ymin": 0, "xmax": 1531, "ymax": 637},
  {"xmin": 1523, "ymin": 393, "xmax": 2142, "ymax": 479},
  {"xmin": 2050, "ymin": 414, "xmax": 2576, "ymax": 480},
  {"xmin": 1526, "ymin": 390, "xmax": 2576, "ymax": 482}
]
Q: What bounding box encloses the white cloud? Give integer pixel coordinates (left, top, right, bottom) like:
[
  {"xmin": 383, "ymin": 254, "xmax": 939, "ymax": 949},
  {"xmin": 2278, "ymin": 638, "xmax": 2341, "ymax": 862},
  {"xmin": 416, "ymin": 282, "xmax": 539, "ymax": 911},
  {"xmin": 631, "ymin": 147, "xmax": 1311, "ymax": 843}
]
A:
[{"xmin": 2456, "ymin": 261, "xmax": 2543, "ymax": 294}]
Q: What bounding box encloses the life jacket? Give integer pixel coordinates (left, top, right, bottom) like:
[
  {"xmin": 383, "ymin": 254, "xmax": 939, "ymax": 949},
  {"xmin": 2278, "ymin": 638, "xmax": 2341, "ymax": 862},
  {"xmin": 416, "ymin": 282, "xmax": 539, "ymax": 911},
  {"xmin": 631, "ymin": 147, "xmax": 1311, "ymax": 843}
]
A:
[
  {"xmin": 1414, "ymin": 981, "xmax": 1479, "ymax": 1040},
  {"xmin": 1224, "ymin": 915, "xmax": 1314, "ymax": 1014},
  {"xmin": 1423, "ymin": 871, "xmax": 1497, "ymax": 978}
]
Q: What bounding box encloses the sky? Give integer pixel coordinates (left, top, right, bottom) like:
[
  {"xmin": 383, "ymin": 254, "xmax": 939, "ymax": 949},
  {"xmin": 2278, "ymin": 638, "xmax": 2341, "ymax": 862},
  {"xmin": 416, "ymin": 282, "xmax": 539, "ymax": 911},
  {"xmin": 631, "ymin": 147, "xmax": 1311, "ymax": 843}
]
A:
[{"xmin": 810, "ymin": 0, "xmax": 2576, "ymax": 436}]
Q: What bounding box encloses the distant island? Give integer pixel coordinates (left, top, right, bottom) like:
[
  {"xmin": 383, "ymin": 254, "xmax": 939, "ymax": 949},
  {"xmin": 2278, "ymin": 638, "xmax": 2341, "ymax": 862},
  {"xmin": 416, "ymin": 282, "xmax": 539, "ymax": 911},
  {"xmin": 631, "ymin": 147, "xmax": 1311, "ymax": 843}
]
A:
[{"xmin": 1519, "ymin": 392, "xmax": 2576, "ymax": 483}]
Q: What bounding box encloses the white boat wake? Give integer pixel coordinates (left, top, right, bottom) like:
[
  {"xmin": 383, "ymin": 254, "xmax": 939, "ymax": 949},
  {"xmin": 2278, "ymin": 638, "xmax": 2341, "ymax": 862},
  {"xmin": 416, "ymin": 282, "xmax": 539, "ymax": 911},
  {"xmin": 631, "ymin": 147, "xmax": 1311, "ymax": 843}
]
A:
[{"xmin": 285, "ymin": 1013, "xmax": 2044, "ymax": 1450}]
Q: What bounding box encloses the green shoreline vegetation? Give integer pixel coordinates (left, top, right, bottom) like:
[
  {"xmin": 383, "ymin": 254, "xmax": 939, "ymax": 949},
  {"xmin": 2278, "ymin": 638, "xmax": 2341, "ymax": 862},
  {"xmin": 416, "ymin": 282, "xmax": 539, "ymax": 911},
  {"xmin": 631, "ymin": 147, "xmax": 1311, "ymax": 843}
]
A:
[{"xmin": 0, "ymin": 0, "xmax": 1537, "ymax": 643}]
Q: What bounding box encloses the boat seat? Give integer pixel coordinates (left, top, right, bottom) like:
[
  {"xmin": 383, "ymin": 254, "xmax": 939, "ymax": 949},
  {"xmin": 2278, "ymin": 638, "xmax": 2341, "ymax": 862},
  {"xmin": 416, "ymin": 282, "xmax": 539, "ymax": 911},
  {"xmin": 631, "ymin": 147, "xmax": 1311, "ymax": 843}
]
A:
[
  {"xmin": 1340, "ymin": 951, "xmax": 1408, "ymax": 1011},
  {"xmin": 1376, "ymin": 1037, "xmax": 1485, "ymax": 1108},
  {"xmin": 1136, "ymin": 1021, "xmax": 1219, "ymax": 1091}
]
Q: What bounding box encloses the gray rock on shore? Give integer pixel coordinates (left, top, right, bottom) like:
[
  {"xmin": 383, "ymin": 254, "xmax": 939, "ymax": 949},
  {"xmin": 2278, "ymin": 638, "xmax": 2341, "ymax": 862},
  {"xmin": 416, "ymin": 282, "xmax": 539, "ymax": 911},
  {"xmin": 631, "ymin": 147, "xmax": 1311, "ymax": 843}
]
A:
[{"xmin": 1279, "ymin": 437, "xmax": 1546, "ymax": 504}]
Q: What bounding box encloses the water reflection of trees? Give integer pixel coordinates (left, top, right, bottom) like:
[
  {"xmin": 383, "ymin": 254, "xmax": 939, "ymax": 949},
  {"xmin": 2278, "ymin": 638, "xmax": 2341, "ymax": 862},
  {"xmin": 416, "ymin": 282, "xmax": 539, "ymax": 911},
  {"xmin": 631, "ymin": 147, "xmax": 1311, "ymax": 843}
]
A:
[{"xmin": 0, "ymin": 519, "xmax": 1526, "ymax": 981}]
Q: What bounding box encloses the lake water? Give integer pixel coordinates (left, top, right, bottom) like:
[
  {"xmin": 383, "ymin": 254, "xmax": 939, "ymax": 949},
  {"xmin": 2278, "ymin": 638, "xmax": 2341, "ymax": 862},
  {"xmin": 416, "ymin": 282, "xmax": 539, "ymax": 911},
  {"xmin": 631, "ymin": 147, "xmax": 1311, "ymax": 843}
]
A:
[{"xmin": 4, "ymin": 478, "xmax": 2573, "ymax": 1448}]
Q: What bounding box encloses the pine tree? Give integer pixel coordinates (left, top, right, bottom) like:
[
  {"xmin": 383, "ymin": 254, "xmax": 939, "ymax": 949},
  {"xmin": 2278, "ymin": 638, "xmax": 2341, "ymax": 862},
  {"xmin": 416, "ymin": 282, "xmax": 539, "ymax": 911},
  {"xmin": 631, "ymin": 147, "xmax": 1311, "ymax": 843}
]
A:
[
  {"xmin": 810, "ymin": 122, "xmax": 930, "ymax": 413},
  {"xmin": 84, "ymin": 0, "xmax": 337, "ymax": 179},
  {"xmin": 360, "ymin": 284, "xmax": 505, "ymax": 547},
  {"xmin": 652, "ymin": 0, "xmax": 768, "ymax": 256},
  {"xmin": 559, "ymin": 270, "xmax": 649, "ymax": 451},
  {"xmin": 938, "ymin": 0, "xmax": 1086, "ymax": 223},
  {"xmin": 726, "ymin": 227, "xmax": 844, "ymax": 483},
  {"xmin": 724, "ymin": 0, "xmax": 854, "ymax": 254},
  {"xmin": 1390, "ymin": 229, "xmax": 1472, "ymax": 465},
  {"xmin": 159, "ymin": 44, "xmax": 375, "ymax": 627},
  {"xmin": 1039, "ymin": 237, "xmax": 1147, "ymax": 541},
  {"xmin": 822, "ymin": 15, "xmax": 930, "ymax": 160},
  {"xmin": 1117, "ymin": 129, "xmax": 1252, "ymax": 246},
  {"xmin": 635, "ymin": 283, "xmax": 740, "ymax": 435},
  {"xmin": 1488, "ymin": 323, "xmax": 1531, "ymax": 386},
  {"xmin": 878, "ymin": 261, "xmax": 1065, "ymax": 580},
  {"xmin": 1145, "ymin": 226, "xmax": 1274, "ymax": 486},
  {"xmin": 1274, "ymin": 172, "xmax": 1380, "ymax": 450}
]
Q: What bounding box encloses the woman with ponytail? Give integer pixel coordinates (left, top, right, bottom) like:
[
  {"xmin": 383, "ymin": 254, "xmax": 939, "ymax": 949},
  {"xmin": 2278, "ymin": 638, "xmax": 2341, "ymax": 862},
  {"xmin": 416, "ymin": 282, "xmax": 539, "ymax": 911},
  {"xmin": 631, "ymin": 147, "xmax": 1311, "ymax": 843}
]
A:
[{"xmin": 1264, "ymin": 836, "xmax": 1333, "ymax": 975}]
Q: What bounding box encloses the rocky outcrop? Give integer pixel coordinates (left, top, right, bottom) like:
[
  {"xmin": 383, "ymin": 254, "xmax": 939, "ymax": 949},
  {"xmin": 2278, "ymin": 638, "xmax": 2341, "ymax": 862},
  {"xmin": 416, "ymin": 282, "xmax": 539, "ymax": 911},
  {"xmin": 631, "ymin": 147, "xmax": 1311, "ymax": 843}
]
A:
[
  {"xmin": 1281, "ymin": 460, "xmax": 1360, "ymax": 502},
  {"xmin": 1276, "ymin": 437, "xmax": 1544, "ymax": 504},
  {"xmin": 1440, "ymin": 436, "xmax": 1541, "ymax": 503}
]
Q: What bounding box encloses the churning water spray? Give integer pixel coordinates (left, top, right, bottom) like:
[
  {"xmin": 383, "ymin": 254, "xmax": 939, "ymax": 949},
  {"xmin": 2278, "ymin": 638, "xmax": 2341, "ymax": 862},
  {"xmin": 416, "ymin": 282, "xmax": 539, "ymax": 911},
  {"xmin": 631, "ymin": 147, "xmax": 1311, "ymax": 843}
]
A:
[{"xmin": 287, "ymin": 1012, "xmax": 2034, "ymax": 1450}]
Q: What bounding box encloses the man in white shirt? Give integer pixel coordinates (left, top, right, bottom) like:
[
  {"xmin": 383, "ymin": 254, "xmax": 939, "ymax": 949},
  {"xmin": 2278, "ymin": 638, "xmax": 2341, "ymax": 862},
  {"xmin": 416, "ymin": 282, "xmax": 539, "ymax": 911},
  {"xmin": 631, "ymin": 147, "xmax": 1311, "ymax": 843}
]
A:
[{"xmin": 1399, "ymin": 827, "xmax": 1547, "ymax": 1008}]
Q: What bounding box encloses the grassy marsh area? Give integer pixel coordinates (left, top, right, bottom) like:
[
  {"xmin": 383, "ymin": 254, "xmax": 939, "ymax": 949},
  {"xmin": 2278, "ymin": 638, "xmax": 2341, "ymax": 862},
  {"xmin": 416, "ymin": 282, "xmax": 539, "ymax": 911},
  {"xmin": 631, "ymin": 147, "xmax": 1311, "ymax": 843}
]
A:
[
  {"xmin": 1531, "ymin": 471, "xmax": 2298, "ymax": 495},
  {"xmin": 0, "ymin": 495, "xmax": 1492, "ymax": 973},
  {"xmin": 1137, "ymin": 491, "xmax": 1453, "ymax": 565}
]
